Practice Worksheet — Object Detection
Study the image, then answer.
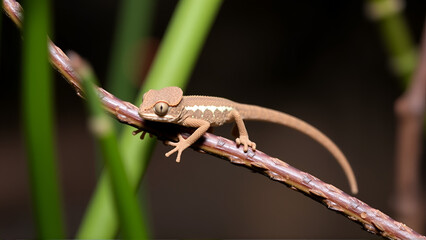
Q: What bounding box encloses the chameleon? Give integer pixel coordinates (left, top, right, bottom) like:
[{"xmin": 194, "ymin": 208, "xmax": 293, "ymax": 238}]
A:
[{"xmin": 138, "ymin": 86, "xmax": 358, "ymax": 194}]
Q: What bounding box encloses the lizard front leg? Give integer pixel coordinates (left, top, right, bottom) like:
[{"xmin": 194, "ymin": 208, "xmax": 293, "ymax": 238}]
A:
[
  {"xmin": 165, "ymin": 118, "xmax": 211, "ymax": 162},
  {"xmin": 230, "ymin": 110, "xmax": 256, "ymax": 152}
]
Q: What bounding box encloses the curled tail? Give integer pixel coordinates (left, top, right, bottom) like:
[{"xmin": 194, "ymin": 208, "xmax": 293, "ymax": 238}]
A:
[{"xmin": 236, "ymin": 103, "xmax": 358, "ymax": 194}]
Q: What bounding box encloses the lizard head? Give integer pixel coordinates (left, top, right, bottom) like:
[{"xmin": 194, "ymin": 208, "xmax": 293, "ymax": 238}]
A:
[{"xmin": 138, "ymin": 86, "xmax": 184, "ymax": 123}]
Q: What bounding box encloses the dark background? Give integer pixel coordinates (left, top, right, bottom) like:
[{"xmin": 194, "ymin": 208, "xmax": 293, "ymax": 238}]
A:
[{"xmin": 1, "ymin": 0, "xmax": 425, "ymax": 238}]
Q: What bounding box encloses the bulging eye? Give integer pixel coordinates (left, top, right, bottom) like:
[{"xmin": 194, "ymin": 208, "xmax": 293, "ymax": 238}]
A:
[{"xmin": 154, "ymin": 102, "xmax": 169, "ymax": 116}]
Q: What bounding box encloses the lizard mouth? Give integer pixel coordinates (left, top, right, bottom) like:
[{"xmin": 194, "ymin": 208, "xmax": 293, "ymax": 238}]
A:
[{"xmin": 139, "ymin": 112, "xmax": 176, "ymax": 123}]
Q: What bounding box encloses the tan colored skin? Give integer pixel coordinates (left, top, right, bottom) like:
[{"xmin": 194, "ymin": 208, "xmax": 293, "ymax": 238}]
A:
[{"xmin": 139, "ymin": 86, "xmax": 358, "ymax": 194}]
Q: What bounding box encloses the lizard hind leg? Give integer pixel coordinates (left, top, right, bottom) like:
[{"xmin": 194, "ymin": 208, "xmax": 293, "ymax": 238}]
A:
[
  {"xmin": 230, "ymin": 111, "xmax": 256, "ymax": 152},
  {"xmin": 231, "ymin": 123, "xmax": 256, "ymax": 150}
]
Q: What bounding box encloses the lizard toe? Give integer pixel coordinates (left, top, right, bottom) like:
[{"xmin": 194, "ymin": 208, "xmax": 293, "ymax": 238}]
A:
[
  {"xmin": 236, "ymin": 135, "xmax": 255, "ymax": 152},
  {"xmin": 243, "ymin": 144, "xmax": 249, "ymax": 152},
  {"xmin": 165, "ymin": 146, "xmax": 184, "ymax": 163},
  {"xmin": 175, "ymin": 151, "xmax": 182, "ymax": 163},
  {"xmin": 165, "ymin": 140, "xmax": 178, "ymax": 147},
  {"xmin": 165, "ymin": 147, "xmax": 178, "ymax": 157}
]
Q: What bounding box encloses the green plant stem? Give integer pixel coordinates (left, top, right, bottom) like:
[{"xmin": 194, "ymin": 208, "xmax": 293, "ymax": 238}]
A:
[
  {"xmin": 21, "ymin": 0, "xmax": 65, "ymax": 238},
  {"xmin": 77, "ymin": 0, "xmax": 222, "ymax": 238},
  {"xmin": 367, "ymin": 0, "xmax": 417, "ymax": 86},
  {"xmin": 106, "ymin": 0, "xmax": 155, "ymax": 102},
  {"xmin": 79, "ymin": 61, "xmax": 147, "ymax": 239}
]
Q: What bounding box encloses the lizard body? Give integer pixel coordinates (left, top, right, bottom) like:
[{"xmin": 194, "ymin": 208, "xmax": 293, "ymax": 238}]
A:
[{"xmin": 138, "ymin": 86, "xmax": 358, "ymax": 194}]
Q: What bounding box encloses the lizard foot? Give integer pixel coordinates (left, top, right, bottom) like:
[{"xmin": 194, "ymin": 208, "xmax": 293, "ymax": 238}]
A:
[
  {"xmin": 132, "ymin": 129, "xmax": 152, "ymax": 140},
  {"xmin": 235, "ymin": 135, "xmax": 256, "ymax": 152},
  {"xmin": 164, "ymin": 134, "xmax": 190, "ymax": 163}
]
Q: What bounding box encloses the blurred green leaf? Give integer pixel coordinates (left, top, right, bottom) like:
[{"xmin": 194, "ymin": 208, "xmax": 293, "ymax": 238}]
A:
[
  {"xmin": 21, "ymin": 0, "xmax": 65, "ymax": 238},
  {"xmin": 367, "ymin": 0, "xmax": 417, "ymax": 86},
  {"xmin": 106, "ymin": 0, "xmax": 155, "ymax": 102},
  {"xmin": 78, "ymin": 58, "xmax": 148, "ymax": 239}
]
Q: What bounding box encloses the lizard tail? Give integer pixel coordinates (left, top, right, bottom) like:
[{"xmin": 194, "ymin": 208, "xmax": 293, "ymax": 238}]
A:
[{"xmin": 236, "ymin": 103, "xmax": 358, "ymax": 194}]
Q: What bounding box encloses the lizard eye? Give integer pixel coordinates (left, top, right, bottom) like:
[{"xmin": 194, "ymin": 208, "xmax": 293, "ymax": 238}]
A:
[{"xmin": 154, "ymin": 102, "xmax": 169, "ymax": 116}]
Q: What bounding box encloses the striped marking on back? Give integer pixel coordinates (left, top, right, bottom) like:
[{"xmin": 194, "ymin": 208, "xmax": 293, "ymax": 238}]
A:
[{"xmin": 185, "ymin": 105, "xmax": 233, "ymax": 113}]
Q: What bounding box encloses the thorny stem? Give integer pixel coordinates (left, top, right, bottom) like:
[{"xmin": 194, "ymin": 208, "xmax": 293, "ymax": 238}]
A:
[{"xmin": 3, "ymin": 0, "xmax": 426, "ymax": 239}]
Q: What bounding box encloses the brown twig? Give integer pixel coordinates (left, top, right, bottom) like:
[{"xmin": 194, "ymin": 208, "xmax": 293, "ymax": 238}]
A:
[
  {"xmin": 3, "ymin": 0, "xmax": 426, "ymax": 239},
  {"xmin": 393, "ymin": 19, "xmax": 426, "ymax": 233}
]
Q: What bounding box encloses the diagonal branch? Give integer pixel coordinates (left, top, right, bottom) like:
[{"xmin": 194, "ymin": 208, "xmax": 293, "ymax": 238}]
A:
[{"xmin": 3, "ymin": 0, "xmax": 425, "ymax": 239}]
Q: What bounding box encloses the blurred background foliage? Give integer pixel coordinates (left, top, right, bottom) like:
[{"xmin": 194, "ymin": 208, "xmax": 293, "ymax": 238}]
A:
[
  {"xmin": 1, "ymin": 0, "xmax": 425, "ymax": 238},
  {"xmin": 21, "ymin": 0, "xmax": 64, "ymax": 238}
]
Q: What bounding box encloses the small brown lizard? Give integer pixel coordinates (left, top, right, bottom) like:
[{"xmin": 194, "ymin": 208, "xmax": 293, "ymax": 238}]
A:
[{"xmin": 138, "ymin": 86, "xmax": 358, "ymax": 194}]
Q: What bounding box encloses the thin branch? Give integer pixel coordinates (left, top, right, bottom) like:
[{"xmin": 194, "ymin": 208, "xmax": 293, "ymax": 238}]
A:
[
  {"xmin": 365, "ymin": 0, "xmax": 425, "ymax": 233},
  {"xmin": 393, "ymin": 19, "xmax": 426, "ymax": 233},
  {"xmin": 3, "ymin": 0, "xmax": 425, "ymax": 239}
]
